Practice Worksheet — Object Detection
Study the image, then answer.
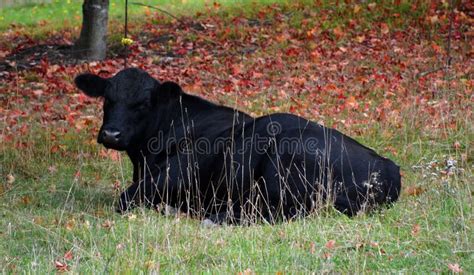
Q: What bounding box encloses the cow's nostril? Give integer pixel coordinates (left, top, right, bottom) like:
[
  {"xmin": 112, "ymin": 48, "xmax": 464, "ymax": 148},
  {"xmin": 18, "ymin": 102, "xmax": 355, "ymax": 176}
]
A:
[{"xmin": 103, "ymin": 129, "xmax": 121, "ymax": 144}]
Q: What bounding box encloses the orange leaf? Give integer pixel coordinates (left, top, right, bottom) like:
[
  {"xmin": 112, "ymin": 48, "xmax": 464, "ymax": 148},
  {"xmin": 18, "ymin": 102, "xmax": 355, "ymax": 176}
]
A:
[
  {"xmin": 411, "ymin": 224, "xmax": 421, "ymax": 236},
  {"xmin": 355, "ymin": 35, "xmax": 366, "ymax": 43},
  {"xmin": 144, "ymin": 7, "xmax": 151, "ymax": 16},
  {"xmin": 404, "ymin": 186, "xmax": 425, "ymax": 197},
  {"xmin": 65, "ymin": 219, "xmax": 75, "ymax": 231},
  {"xmin": 345, "ymin": 96, "xmax": 358, "ymax": 109},
  {"xmin": 333, "ymin": 27, "xmax": 344, "ymax": 38},
  {"xmin": 353, "ymin": 5, "xmax": 361, "ymax": 13}
]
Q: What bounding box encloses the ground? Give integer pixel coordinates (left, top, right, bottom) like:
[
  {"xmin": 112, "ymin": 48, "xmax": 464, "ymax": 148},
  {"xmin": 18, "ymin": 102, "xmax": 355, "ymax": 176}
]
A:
[{"xmin": 0, "ymin": 0, "xmax": 472, "ymax": 273}]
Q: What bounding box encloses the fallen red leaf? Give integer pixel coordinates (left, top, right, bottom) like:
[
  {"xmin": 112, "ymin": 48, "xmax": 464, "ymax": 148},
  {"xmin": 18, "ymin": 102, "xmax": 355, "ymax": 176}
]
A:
[
  {"xmin": 447, "ymin": 263, "xmax": 462, "ymax": 273},
  {"xmin": 54, "ymin": 260, "xmax": 69, "ymax": 272},
  {"xmin": 64, "ymin": 250, "xmax": 73, "ymax": 261},
  {"xmin": 309, "ymin": 242, "xmax": 316, "ymax": 254},
  {"xmin": 325, "ymin": 240, "xmax": 336, "ymax": 249}
]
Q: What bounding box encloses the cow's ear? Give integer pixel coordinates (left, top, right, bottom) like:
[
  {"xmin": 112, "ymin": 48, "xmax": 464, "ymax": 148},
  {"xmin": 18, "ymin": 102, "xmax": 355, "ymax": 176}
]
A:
[
  {"xmin": 74, "ymin": 73, "xmax": 108, "ymax": 97},
  {"xmin": 154, "ymin": 81, "xmax": 182, "ymax": 103}
]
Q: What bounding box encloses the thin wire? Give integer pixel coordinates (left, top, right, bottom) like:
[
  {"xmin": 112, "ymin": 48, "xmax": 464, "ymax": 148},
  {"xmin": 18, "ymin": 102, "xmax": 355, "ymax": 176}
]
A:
[
  {"xmin": 445, "ymin": 0, "xmax": 454, "ymax": 68},
  {"xmin": 124, "ymin": 0, "xmax": 129, "ymax": 68}
]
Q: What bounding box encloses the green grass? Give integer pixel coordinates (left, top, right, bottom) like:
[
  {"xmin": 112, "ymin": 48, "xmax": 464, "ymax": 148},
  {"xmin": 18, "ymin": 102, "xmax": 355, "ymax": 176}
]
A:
[
  {"xmin": 0, "ymin": 0, "xmax": 295, "ymax": 31},
  {"xmin": 0, "ymin": 0, "xmax": 433, "ymax": 33},
  {"xmin": 1, "ymin": 114, "xmax": 472, "ymax": 272}
]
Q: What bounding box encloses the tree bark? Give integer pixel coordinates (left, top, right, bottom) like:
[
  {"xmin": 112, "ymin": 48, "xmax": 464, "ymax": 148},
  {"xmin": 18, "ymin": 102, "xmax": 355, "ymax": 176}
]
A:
[{"xmin": 75, "ymin": 0, "xmax": 109, "ymax": 60}]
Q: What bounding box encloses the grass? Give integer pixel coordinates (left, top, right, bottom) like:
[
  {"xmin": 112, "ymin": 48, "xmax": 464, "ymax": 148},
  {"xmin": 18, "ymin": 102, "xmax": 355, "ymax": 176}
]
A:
[
  {"xmin": 1, "ymin": 0, "xmax": 473, "ymax": 273},
  {"xmin": 0, "ymin": 0, "xmax": 295, "ymax": 31},
  {"xmin": 1, "ymin": 116, "xmax": 472, "ymax": 272},
  {"xmin": 0, "ymin": 0, "xmax": 432, "ymax": 33}
]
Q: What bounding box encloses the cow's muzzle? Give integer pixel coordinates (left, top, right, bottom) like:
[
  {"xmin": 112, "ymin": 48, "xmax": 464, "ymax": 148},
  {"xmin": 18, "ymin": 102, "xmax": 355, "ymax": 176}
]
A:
[{"xmin": 99, "ymin": 128, "xmax": 122, "ymax": 147}]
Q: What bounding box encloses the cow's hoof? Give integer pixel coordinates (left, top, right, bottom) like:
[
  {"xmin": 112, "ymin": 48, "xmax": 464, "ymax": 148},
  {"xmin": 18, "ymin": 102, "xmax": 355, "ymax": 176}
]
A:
[
  {"xmin": 117, "ymin": 193, "xmax": 135, "ymax": 214},
  {"xmin": 116, "ymin": 202, "xmax": 129, "ymax": 214}
]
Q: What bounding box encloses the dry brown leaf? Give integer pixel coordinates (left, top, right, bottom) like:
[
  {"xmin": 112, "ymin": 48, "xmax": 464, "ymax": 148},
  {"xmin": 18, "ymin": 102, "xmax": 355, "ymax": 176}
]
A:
[
  {"xmin": 101, "ymin": 219, "xmax": 114, "ymax": 229},
  {"xmin": 65, "ymin": 219, "xmax": 75, "ymax": 231},
  {"xmin": 6, "ymin": 174, "xmax": 15, "ymax": 184},
  {"xmin": 21, "ymin": 195, "xmax": 31, "ymax": 205},
  {"xmin": 404, "ymin": 186, "xmax": 425, "ymax": 197},
  {"xmin": 353, "ymin": 5, "xmax": 361, "ymax": 13},
  {"xmin": 411, "ymin": 224, "xmax": 421, "ymax": 236}
]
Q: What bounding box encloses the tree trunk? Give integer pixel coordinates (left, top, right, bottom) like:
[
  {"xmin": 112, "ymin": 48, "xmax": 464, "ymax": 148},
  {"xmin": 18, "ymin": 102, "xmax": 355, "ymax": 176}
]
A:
[{"xmin": 75, "ymin": 0, "xmax": 109, "ymax": 60}]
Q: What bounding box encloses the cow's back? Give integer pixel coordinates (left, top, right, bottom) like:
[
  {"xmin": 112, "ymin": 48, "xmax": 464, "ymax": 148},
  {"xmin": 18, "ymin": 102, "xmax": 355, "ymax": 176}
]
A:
[{"xmin": 249, "ymin": 113, "xmax": 401, "ymax": 216}]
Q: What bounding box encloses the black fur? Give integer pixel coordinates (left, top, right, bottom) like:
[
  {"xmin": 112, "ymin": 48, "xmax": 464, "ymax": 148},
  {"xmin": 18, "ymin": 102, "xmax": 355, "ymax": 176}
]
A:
[{"xmin": 75, "ymin": 68, "xmax": 401, "ymax": 224}]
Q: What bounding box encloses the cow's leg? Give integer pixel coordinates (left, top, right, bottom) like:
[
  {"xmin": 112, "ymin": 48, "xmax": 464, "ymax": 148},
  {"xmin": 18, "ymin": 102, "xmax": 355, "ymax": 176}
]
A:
[
  {"xmin": 333, "ymin": 195, "xmax": 360, "ymax": 216},
  {"xmin": 117, "ymin": 183, "xmax": 138, "ymax": 213},
  {"xmin": 117, "ymin": 154, "xmax": 195, "ymax": 213},
  {"xmin": 116, "ymin": 179, "xmax": 161, "ymax": 213}
]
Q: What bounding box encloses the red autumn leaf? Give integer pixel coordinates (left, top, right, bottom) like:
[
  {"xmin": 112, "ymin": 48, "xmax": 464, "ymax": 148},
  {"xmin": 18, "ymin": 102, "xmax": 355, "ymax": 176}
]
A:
[
  {"xmin": 453, "ymin": 141, "xmax": 461, "ymax": 149},
  {"xmin": 380, "ymin": 23, "xmax": 390, "ymax": 35},
  {"xmin": 74, "ymin": 170, "xmax": 81, "ymax": 179},
  {"xmin": 325, "ymin": 240, "xmax": 336, "ymax": 249},
  {"xmin": 309, "ymin": 242, "xmax": 316, "ymax": 254},
  {"xmin": 64, "ymin": 250, "xmax": 73, "ymax": 261},
  {"xmin": 447, "ymin": 263, "xmax": 463, "ymax": 273},
  {"xmin": 32, "ymin": 89, "xmax": 43, "ymax": 98},
  {"xmin": 175, "ymin": 48, "xmax": 187, "ymax": 55},
  {"xmin": 108, "ymin": 151, "xmax": 121, "ymax": 162},
  {"xmin": 54, "ymin": 260, "xmax": 69, "ymax": 272}
]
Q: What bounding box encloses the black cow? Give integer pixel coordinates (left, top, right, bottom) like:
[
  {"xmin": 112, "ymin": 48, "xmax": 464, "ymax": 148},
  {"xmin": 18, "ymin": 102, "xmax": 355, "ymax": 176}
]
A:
[{"xmin": 75, "ymin": 68, "xmax": 401, "ymax": 224}]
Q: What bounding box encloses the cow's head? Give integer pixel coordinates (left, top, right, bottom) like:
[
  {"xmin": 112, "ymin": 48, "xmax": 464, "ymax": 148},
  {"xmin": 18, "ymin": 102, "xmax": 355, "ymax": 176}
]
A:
[{"xmin": 75, "ymin": 68, "xmax": 179, "ymax": 151}]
